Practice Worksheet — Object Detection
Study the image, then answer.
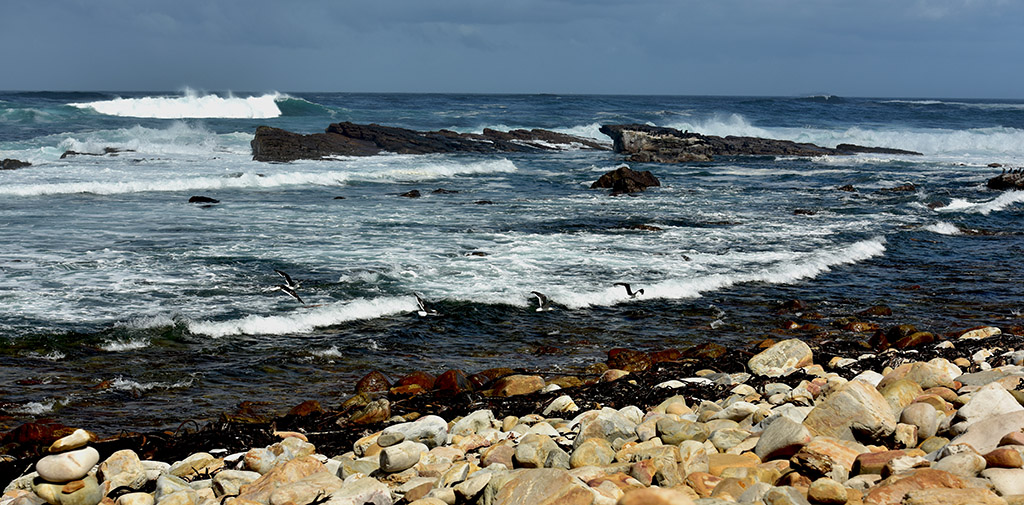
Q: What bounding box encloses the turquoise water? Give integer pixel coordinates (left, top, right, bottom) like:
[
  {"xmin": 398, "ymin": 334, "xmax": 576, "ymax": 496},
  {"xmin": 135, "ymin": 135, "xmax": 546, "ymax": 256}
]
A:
[{"xmin": 1, "ymin": 91, "xmax": 1022, "ymax": 431}]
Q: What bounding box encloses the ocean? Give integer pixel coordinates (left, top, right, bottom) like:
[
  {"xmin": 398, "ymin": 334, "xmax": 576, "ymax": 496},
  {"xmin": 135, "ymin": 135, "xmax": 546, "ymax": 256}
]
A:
[{"xmin": 1, "ymin": 91, "xmax": 1022, "ymax": 432}]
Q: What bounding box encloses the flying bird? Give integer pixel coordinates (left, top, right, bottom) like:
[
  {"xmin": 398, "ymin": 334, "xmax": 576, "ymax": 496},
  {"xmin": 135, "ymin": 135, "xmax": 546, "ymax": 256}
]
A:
[
  {"xmin": 531, "ymin": 291, "xmax": 554, "ymax": 312},
  {"xmin": 266, "ymin": 269, "xmax": 304, "ymax": 304},
  {"xmin": 415, "ymin": 293, "xmax": 439, "ymax": 317},
  {"xmin": 614, "ymin": 282, "xmax": 644, "ymax": 298}
]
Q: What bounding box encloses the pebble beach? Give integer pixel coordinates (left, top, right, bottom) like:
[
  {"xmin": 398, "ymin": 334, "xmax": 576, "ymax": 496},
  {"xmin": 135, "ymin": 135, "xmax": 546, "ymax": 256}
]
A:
[{"xmin": 5, "ymin": 318, "xmax": 1024, "ymax": 505}]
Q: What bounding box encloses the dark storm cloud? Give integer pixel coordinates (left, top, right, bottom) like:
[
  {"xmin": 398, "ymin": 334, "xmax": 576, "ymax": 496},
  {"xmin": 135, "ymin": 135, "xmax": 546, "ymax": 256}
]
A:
[{"xmin": 1, "ymin": 0, "xmax": 1021, "ymax": 97}]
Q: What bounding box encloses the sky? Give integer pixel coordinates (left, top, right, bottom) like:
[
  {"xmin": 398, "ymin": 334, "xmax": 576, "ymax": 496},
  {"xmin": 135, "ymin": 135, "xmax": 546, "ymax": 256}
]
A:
[{"xmin": 1, "ymin": 0, "xmax": 1022, "ymax": 97}]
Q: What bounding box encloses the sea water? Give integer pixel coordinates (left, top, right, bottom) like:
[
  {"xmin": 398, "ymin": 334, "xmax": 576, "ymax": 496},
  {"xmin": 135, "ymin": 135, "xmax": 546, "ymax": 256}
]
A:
[{"xmin": 1, "ymin": 91, "xmax": 1022, "ymax": 430}]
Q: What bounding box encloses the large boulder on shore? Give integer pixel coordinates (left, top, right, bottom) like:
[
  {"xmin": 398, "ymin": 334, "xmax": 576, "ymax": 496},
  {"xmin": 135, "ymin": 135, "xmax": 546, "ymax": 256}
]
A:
[
  {"xmin": 590, "ymin": 166, "xmax": 660, "ymax": 194},
  {"xmin": 598, "ymin": 124, "xmax": 921, "ymax": 163},
  {"xmin": 251, "ymin": 123, "xmax": 607, "ymax": 162}
]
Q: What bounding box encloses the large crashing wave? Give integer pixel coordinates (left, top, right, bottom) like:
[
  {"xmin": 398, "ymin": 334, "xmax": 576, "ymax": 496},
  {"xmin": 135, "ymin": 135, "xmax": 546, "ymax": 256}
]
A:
[{"xmin": 69, "ymin": 90, "xmax": 286, "ymax": 119}]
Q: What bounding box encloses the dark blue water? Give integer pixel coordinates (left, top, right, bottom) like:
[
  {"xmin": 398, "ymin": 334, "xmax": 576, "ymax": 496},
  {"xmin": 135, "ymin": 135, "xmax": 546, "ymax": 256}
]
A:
[{"xmin": 0, "ymin": 92, "xmax": 1021, "ymax": 432}]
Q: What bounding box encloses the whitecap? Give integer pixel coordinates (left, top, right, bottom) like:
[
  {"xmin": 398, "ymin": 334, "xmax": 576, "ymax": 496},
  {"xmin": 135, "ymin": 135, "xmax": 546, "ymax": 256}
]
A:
[
  {"xmin": 187, "ymin": 296, "xmax": 416, "ymax": 337},
  {"xmin": 69, "ymin": 90, "xmax": 285, "ymax": 119},
  {"xmin": 923, "ymin": 222, "xmax": 963, "ymax": 235},
  {"xmin": 938, "ymin": 191, "xmax": 1024, "ymax": 215},
  {"xmin": 100, "ymin": 339, "xmax": 150, "ymax": 352}
]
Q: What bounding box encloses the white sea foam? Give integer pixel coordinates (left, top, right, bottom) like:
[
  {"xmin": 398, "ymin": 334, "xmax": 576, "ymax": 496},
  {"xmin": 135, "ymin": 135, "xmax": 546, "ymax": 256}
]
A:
[
  {"xmin": 939, "ymin": 191, "xmax": 1024, "ymax": 215},
  {"xmin": 69, "ymin": 90, "xmax": 285, "ymax": 119},
  {"xmin": 117, "ymin": 314, "xmax": 177, "ymax": 330},
  {"xmin": 188, "ymin": 296, "xmax": 415, "ymax": 337},
  {"xmin": 41, "ymin": 351, "xmax": 66, "ymax": 360},
  {"xmin": 556, "ymin": 237, "xmax": 887, "ymax": 309},
  {"xmin": 55, "ymin": 122, "xmax": 251, "ymax": 157},
  {"xmin": 313, "ymin": 346, "xmax": 344, "ymax": 358},
  {"xmin": 553, "ymin": 123, "xmax": 608, "ymax": 142},
  {"xmin": 110, "ymin": 376, "xmax": 194, "ymax": 392},
  {"xmin": 923, "ymin": 222, "xmax": 963, "ymax": 235},
  {"xmin": 100, "ymin": 339, "xmax": 150, "ymax": 352},
  {"xmin": 13, "ymin": 401, "xmax": 56, "ymax": 415},
  {"xmin": 0, "ymin": 158, "xmax": 518, "ymax": 197}
]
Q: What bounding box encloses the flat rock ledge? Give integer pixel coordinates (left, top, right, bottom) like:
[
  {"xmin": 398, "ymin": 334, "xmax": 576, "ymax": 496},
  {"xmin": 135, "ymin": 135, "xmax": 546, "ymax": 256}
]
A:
[
  {"xmin": 250, "ymin": 123, "xmax": 609, "ymax": 162},
  {"xmin": 599, "ymin": 124, "xmax": 922, "ymax": 163},
  {"xmin": 5, "ymin": 327, "xmax": 1024, "ymax": 505}
]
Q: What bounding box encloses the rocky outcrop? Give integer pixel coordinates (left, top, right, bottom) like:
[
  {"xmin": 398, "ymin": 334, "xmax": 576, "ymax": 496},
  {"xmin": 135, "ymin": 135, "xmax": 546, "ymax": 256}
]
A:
[
  {"xmin": 590, "ymin": 166, "xmax": 661, "ymax": 194},
  {"xmin": 987, "ymin": 170, "xmax": 1024, "ymax": 190},
  {"xmin": 60, "ymin": 147, "xmax": 132, "ymax": 159},
  {"xmin": 598, "ymin": 124, "xmax": 921, "ymax": 163},
  {"xmin": 251, "ymin": 123, "xmax": 608, "ymax": 162},
  {"xmin": 1, "ymin": 159, "xmax": 31, "ymax": 170}
]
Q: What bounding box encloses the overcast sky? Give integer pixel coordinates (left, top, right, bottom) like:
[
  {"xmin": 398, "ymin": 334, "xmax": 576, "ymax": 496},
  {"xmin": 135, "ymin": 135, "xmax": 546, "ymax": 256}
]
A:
[{"xmin": 2, "ymin": 0, "xmax": 1021, "ymax": 97}]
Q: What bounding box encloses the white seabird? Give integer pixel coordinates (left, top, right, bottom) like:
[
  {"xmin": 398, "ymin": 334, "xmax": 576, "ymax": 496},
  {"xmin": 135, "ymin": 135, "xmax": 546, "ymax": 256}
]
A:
[
  {"xmin": 531, "ymin": 291, "xmax": 554, "ymax": 312},
  {"xmin": 265, "ymin": 269, "xmax": 305, "ymax": 304},
  {"xmin": 415, "ymin": 293, "xmax": 439, "ymax": 317}
]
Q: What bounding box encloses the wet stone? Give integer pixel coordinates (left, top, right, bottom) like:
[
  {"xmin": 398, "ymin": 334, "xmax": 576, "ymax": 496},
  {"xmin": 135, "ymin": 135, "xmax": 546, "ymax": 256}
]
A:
[
  {"xmin": 434, "ymin": 370, "xmax": 472, "ymax": 396},
  {"xmin": 354, "ymin": 370, "xmax": 391, "ymax": 394},
  {"xmin": 607, "ymin": 348, "xmax": 653, "ymax": 372}
]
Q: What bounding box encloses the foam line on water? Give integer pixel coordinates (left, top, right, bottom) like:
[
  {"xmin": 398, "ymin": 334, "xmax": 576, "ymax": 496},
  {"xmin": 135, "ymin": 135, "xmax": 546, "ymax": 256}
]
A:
[
  {"xmin": 555, "ymin": 237, "xmax": 887, "ymax": 309},
  {"xmin": 187, "ymin": 296, "xmax": 416, "ymax": 337},
  {"xmin": 69, "ymin": 90, "xmax": 286, "ymax": 119},
  {"xmin": 938, "ymin": 191, "xmax": 1024, "ymax": 215},
  {"xmin": 0, "ymin": 158, "xmax": 518, "ymax": 197}
]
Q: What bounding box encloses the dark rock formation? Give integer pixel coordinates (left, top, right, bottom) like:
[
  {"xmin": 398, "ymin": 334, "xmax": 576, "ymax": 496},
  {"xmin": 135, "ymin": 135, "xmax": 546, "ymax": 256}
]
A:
[
  {"xmin": 833, "ymin": 144, "xmax": 921, "ymax": 155},
  {"xmin": 598, "ymin": 124, "xmax": 921, "ymax": 163},
  {"xmin": 188, "ymin": 196, "xmax": 220, "ymax": 204},
  {"xmin": 988, "ymin": 172, "xmax": 1024, "ymax": 191},
  {"xmin": 251, "ymin": 123, "xmax": 608, "ymax": 162},
  {"xmin": 399, "ymin": 190, "xmax": 421, "ymax": 198},
  {"xmin": 837, "ymin": 185, "xmax": 858, "ymax": 192},
  {"xmin": 1, "ymin": 159, "xmax": 31, "ymax": 170},
  {"xmin": 60, "ymin": 147, "xmax": 133, "ymax": 159},
  {"xmin": 591, "ymin": 166, "xmax": 661, "ymax": 194}
]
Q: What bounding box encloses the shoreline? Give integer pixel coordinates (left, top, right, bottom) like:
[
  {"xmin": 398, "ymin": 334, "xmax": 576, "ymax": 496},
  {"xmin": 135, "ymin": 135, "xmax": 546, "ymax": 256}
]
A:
[{"xmin": 4, "ymin": 309, "xmax": 1024, "ymax": 504}]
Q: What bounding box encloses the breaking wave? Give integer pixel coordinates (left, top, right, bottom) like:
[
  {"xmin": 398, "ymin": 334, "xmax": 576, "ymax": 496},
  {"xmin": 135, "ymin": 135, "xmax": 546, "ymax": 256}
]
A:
[
  {"xmin": 69, "ymin": 90, "xmax": 289, "ymax": 119},
  {"xmin": 939, "ymin": 191, "xmax": 1024, "ymax": 215},
  {"xmin": 188, "ymin": 296, "xmax": 415, "ymax": 337}
]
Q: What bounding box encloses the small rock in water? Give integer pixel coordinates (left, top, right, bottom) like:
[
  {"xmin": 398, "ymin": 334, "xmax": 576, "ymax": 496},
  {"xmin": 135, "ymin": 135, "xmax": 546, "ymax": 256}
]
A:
[
  {"xmin": 399, "ymin": 189, "xmax": 421, "ymax": 198},
  {"xmin": 187, "ymin": 195, "xmax": 219, "ymax": 204}
]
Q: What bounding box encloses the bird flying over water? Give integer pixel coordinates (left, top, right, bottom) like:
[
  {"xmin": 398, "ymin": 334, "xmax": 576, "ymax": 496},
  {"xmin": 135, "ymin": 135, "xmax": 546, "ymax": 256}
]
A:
[
  {"xmin": 265, "ymin": 269, "xmax": 304, "ymax": 304},
  {"xmin": 614, "ymin": 282, "xmax": 644, "ymax": 298},
  {"xmin": 414, "ymin": 293, "xmax": 439, "ymax": 317},
  {"xmin": 531, "ymin": 291, "xmax": 554, "ymax": 312}
]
